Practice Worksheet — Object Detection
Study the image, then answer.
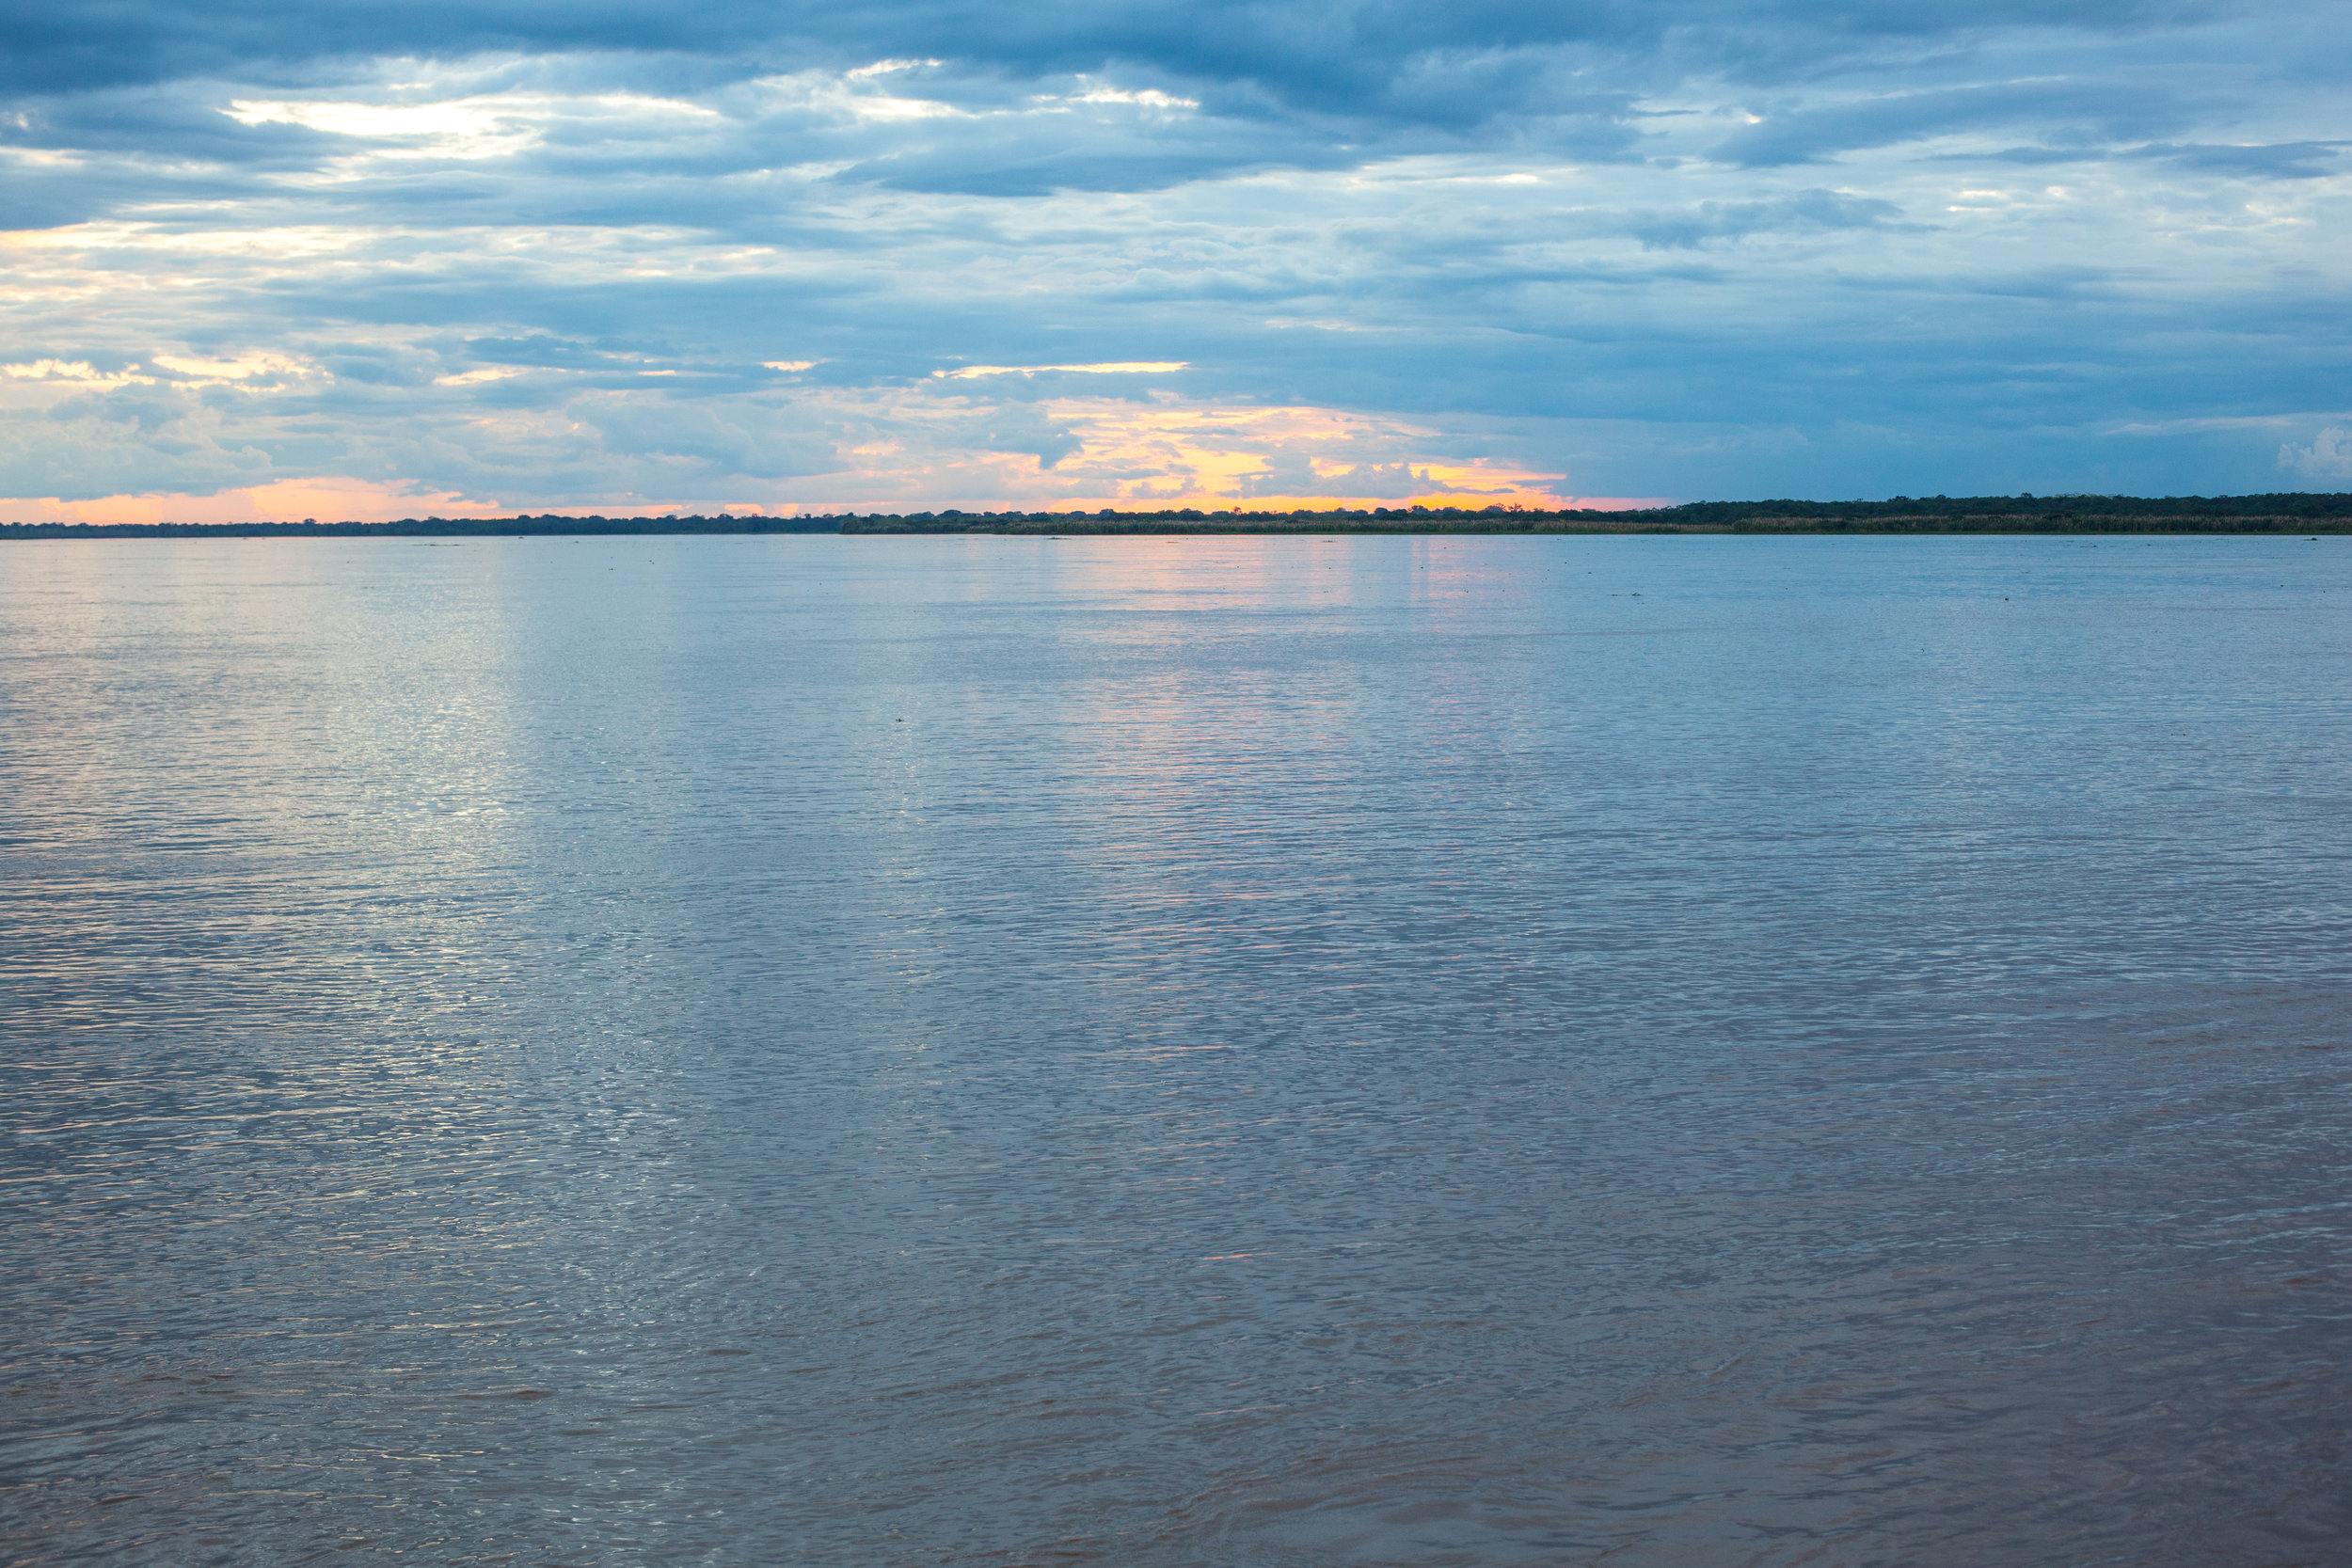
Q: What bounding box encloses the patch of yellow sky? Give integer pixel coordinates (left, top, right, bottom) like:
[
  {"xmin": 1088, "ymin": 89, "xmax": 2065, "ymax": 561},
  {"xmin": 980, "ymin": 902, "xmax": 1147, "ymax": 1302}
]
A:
[
  {"xmin": 2, "ymin": 351, "xmax": 316, "ymax": 388},
  {"xmin": 1, "ymin": 355, "xmax": 1661, "ymax": 521},
  {"xmin": 1036, "ymin": 399, "xmax": 1588, "ymax": 512}
]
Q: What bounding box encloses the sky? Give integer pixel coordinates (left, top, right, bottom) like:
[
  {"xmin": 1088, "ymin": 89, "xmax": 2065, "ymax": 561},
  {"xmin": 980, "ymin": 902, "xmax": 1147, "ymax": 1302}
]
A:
[{"xmin": 2, "ymin": 0, "xmax": 2347, "ymax": 520}]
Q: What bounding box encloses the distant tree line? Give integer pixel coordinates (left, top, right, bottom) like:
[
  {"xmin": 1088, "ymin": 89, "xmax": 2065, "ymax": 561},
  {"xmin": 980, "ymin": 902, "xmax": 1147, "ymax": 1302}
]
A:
[
  {"xmin": 0, "ymin": 513, "xmax": 839, "ymax": 538},
  {"xmin": 844, "ymin": 496, "xmax": 2352, "ymax": 532},
  {"xmin": 1679, "ymin": 493, "xmax": 2352, "ymax": 531},
  {"xmin": 6, "ymin": 495, "xmax": 2348, "ymax": 537}
]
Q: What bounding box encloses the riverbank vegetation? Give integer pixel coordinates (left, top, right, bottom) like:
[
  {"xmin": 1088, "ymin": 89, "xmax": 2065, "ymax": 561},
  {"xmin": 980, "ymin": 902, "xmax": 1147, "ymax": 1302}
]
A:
[{"xmin": 7, "ymin": 495, "xmax": 2348, "ymax": 538}]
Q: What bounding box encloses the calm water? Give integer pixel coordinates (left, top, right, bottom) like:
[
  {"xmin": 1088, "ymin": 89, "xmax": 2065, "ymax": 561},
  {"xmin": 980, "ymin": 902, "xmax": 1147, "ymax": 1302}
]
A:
[{"xmin": 2, "ymin": 534, "xmax": 2347, "ymax": 1566}]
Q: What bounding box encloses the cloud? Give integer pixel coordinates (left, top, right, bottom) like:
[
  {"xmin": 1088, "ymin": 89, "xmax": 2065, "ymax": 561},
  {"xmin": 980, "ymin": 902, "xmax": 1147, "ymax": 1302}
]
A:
[
  {"xmin": 2, "ymin": 1, "xmax": 2347, "ymax": 507},
  {"xmin": 0, "ymin": 369, "xmax": 1590, "ymax": 512},
  {"xmin": 1626, "ymin": 189, "xmax": 1910, "ymax": 249},
  {"xmin": 938, "ymin": 362, "xmax": 1188, "ymax": 379},
  {"xmin": 2137, "ymin": 141, "xmax": 2348, "ymax": 180},
  {"xmin": 2280, "ymin": 426, "xmax": 2352, "ymax": 482},
  {"xmin": 150, "ymin": 351, "xmax": 318, "ymax": 384},
  {"xmin": 0, "ymin": 0, "xmax": 2246, "ymax": 105},
  {"xmin": 4, "ymin": 358, "xmax": 154, "ymax": 386},
  {"xmin": 1708, "ymin": 80, "xmax": 2182, "ymax": 168}
]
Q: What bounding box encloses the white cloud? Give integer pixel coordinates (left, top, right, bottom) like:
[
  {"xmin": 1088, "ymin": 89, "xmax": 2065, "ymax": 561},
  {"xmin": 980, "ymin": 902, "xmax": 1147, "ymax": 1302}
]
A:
[
  {"xmin": 1064, "ymin": 85, "xmax": 1199, "ymax": 111},
  {"xmin": 151, "ymin": 352, "xmax": 317, "ymax": 385},
  {"xmin": 225, "ymin": 97, "xmax": 543, "ymax": 160},
  {"xmin": 433, "ymin": 366, "xmax": 533, "ymax": 387},
  {"xmin": 3, "ymin": 359, "xmax": 153, "ymax": 386},
  {"xmin": 2280, "ymin": 426, "xmax": 2352, "ymax": 481},
  {"xmin": 937, "ymin": 362, "xmax": 1190, "ymax": 379}
]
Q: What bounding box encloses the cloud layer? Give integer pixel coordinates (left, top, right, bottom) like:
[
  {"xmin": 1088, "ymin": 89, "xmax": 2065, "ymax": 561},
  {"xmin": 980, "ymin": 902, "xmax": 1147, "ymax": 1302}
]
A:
[{"xmin": 3, "ymin": 0, "xmax": 2348, "ymax": 514}]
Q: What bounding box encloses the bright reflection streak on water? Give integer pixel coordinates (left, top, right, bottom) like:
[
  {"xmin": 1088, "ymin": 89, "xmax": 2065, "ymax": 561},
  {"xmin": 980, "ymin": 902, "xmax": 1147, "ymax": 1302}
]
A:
[{"xmin": 1, "ymin": 533, "xmax": 2347, "ymax": 1565}]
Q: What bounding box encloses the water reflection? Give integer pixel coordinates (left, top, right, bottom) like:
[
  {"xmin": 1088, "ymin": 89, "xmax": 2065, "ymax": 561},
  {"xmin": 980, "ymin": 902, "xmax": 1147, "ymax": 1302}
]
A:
[{"xmin": 3, "ymin": 535, "xmax": 2347, "ymax": 1564}]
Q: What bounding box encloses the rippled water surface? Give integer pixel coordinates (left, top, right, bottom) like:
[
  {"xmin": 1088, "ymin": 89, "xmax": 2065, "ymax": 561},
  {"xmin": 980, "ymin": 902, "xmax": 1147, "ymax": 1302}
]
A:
[{"xmin": 3, "ymin": 534, "xmax": 2347, "ymax": 1566}]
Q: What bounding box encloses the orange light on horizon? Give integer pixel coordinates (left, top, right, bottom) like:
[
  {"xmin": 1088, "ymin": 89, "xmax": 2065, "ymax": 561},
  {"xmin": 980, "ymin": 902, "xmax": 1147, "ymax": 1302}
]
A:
[
  {"xmin": 0, "ymin": 477, "xmax": 514, "ymax": 526},
  {"xmin": 1, "ymin": 398, "xmax": 1663, "ymax": 521}
]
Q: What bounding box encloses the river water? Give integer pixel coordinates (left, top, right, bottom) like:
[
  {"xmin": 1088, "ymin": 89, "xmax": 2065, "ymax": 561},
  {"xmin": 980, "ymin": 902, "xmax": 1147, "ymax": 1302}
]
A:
[{"xmin": 2, "ymin": 533, "xmax": 2346, "ymax": 1565}]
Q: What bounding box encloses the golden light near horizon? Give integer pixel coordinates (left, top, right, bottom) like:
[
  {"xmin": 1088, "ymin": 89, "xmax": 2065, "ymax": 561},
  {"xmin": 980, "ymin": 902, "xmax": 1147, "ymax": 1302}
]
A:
[{"xmin": 0, "ymin": 390, "xmax": 1670, "ymax": 523}]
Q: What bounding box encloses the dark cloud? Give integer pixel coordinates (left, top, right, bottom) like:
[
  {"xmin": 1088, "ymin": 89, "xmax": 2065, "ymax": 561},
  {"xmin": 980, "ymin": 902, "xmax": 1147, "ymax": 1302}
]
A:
[
  {"xmin": 0, "ymin": 0, "xmax": 2252, "ymax": 104},
  {"xmin": 1964, "ymin": 139, "xmax": 2347, "ymax": 180},
  {"xmin": 586, "ymin": 397, "xmax": 835, "ymax": 478},
  {"xmin": 462, "ymin": 335, "xmax": 648, "ymax": 371},
  {"xmin": 966, "ymin": 406, "xmax": 1085, "ymax": 467},
  {"xmin": 2138, "ymin": 140, "xmax": 2347, "ymax": 179}
]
